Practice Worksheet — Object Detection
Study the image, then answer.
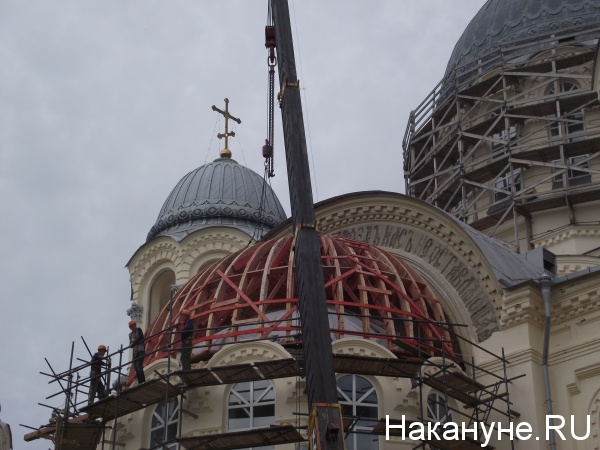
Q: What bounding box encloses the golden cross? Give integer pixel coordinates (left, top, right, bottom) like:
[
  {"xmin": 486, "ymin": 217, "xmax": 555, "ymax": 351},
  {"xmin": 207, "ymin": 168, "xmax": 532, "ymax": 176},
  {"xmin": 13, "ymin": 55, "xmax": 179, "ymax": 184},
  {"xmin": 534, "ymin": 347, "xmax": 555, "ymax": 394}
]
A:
[{"xmin": 211, "ymin": 98, "xmax": 242, "ymax": 158}]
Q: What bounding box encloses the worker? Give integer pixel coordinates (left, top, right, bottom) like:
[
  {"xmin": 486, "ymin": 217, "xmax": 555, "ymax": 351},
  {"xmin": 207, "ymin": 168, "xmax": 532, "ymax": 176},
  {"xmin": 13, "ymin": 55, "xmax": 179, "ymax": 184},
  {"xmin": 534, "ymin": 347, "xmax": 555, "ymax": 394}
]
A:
[
  {"xmin": 88, "ymin": 345, "xmax": 110, "ymax": 405},
  {"xmin": 128, "ymin": 320, "xmax": 146, "ymax": 384},
  {"xmin": 179, "ymin": 310, "xmax": 194, "ymax": 370}
]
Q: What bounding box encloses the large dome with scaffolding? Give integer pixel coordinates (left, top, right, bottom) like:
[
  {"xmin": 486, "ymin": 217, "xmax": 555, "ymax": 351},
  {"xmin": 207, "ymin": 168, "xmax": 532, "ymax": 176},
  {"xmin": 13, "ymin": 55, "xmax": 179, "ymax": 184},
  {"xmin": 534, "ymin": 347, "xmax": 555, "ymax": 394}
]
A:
[
  {"xmin": 143, "ymin": 235, "xmax": 460, "ymax": 368},
  {"xmin": 445, "ymin": 0, "xmax": 600, "ymax": 86},
  {"xmin": 147, "ymin": 157, "xmax": 286, "ymax": 241}
]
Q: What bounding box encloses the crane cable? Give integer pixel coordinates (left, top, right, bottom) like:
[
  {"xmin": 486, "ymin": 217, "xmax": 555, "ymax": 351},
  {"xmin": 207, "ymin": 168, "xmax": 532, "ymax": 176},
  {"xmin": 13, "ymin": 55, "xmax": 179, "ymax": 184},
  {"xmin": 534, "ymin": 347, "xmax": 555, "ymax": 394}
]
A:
[{"xmin": 264, "ymin": 2, "xmax": 276, "ymax": 178}]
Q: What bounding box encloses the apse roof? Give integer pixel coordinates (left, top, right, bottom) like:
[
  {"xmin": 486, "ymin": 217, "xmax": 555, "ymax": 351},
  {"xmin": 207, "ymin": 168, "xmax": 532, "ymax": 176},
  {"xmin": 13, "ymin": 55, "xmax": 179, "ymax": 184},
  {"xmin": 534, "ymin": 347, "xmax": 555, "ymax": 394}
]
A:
[
  {"xmin": 147, "ymin": 157, "xmax": 286, "ymax": 241},
  {"xmin": 445, "ymin": 0, "xmax": 600, "ymax": 80}
]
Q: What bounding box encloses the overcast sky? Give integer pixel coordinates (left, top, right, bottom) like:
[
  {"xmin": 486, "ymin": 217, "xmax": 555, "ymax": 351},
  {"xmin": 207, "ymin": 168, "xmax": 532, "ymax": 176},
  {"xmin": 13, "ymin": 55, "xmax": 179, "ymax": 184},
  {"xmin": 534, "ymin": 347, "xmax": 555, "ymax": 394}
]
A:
[{"xmin": 0, "ymin": 1, "xmax": 485, "ymax": 447}]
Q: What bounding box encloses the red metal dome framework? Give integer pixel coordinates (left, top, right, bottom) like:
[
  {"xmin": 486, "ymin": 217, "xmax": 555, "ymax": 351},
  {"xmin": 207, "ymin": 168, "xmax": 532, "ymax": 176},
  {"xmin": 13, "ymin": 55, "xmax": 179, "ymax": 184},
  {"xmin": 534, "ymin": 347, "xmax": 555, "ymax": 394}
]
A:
[{"xmin": 144, "ymin": 235, "xmax": 461, "ymax": 368}]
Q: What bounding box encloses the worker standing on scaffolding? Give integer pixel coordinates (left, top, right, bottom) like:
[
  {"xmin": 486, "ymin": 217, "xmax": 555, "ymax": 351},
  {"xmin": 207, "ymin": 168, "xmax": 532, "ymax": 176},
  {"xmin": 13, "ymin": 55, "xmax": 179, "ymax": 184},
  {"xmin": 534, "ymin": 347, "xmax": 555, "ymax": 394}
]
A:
[
  {"xmin": 128, "ymin": 320, "xmax": 146, "ymax": 384},
  {"xmin": 88, "ymin": 345, "xmax": 109, "ymax": 405},
  {"xmin": 179, "ymin": 310, "xmax": 193, "ymax": 370}
]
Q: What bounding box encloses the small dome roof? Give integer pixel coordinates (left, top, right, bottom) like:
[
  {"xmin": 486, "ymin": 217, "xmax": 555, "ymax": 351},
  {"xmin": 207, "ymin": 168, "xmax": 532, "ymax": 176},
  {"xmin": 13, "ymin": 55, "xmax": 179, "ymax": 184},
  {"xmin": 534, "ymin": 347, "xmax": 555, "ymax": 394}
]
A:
[
  {"xmin": 147, "ymin": 157, "xmax": 286, "ymax": 241},
  {"xmin": 143, "ymin": 235, "xmax": 460, "ymax": 368},
  {"xmin": 445, "ymin": 0, "xmax": 600, "ymax": 79}
]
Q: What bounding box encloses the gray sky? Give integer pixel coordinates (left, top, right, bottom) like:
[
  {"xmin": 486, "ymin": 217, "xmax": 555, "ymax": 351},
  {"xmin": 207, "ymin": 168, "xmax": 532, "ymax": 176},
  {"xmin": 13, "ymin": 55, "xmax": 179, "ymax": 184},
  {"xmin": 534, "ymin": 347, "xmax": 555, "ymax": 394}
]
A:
[{"xmin": 0, "ymin": 1, "xmax": 484, "ymax": 447}]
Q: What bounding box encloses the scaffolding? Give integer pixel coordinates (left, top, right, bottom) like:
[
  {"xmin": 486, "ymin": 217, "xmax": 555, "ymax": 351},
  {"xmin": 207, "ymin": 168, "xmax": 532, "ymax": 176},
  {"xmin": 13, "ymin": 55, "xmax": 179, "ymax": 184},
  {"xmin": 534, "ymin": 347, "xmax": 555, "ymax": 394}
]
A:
[
  {"xmin": 23, "ymin": 310, "xmax": 521, "ymax": 450},
  {"xmin": 403, "ymin": 21, "xmax": 600, "ymax": 252}
]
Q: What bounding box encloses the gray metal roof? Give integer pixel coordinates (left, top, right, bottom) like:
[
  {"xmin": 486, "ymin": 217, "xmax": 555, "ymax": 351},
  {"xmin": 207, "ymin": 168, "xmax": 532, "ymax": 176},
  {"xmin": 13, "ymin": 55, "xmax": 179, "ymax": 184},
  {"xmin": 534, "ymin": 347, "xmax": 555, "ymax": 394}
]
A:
[
  {"xmin": 147, "ymin": 158, "xmax": 286, "ymax": 241},
  {"xmin": 453, "ymin": 218, "xmax": 544, "ymax": 287},
  {"xmin": 445, "ymin": 0, "xmax": 600, "ymax": 79}
]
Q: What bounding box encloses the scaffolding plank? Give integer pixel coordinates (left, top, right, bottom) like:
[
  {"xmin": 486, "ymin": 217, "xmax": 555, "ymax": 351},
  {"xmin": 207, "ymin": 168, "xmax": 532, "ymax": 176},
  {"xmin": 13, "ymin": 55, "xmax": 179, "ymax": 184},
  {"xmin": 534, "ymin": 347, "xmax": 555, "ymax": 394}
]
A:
[
  {"xmin": 422, "ymin": 371, "xmax": 485, "ymax": 405},
  {"xmin": 254, "ymin": 358, "xmax": 302, "ymax": 379},
  {"xmin": 175, "ymin": 368, "xmax": 221, "ymax": 388},
  {"xmin": 24, "ymin": 414, "xmax": 94, "ymax": 442},
  {"xmin": 55, "ymin": 421, "xmax": 104, "ymax": 450},
  {"xmin": 424, "ymin": 370, "xmax": 484, "ymax": 392},
  {"xmin": 210, "ymin": 363, "xmax": 263, "ymax": 384},
  {"xmin": 333, "ymin": 354, "xmax": 422, "ymax": 378},
  {"xmin": 178, "ymin": 425, "xmax": 305, "ymax": 450},
  {"xmin": 79, "ymin": 379, "xmax": 179, "ymax": 419}
]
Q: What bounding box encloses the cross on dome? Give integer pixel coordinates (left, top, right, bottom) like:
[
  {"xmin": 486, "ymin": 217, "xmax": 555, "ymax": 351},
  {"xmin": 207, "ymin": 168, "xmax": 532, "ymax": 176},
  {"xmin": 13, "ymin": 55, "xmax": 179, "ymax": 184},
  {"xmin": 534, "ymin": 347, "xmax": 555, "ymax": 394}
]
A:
[{"xmin": 211, "ymin": 98, "xmax": 241, "ymax": 158}]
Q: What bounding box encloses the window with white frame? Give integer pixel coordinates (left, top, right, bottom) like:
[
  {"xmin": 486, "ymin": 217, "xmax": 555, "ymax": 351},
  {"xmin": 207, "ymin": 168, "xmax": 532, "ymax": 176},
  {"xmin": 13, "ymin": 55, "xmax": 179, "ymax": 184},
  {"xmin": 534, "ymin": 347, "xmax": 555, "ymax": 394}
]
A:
[
  {"xmin": 552, "ymin": 155, "xmax": 591, "ymax": 188},
  {"xmin": 427, "ymin": 392, "xmax": 452, "ymax": 424},
  {"xmin": 150, "ymin": 399, "xmax": 179, "ymax": 450},
  {"xmin": 493, "ymin": 170, "xmax": 521, "ymax": 202},
  {"xmin": 228, "ymin": 380, "xmax": 275, "ymax": 450},
  {"xmin": 337, "ymin": 374, "xmax": 379, "ymax": 450}
]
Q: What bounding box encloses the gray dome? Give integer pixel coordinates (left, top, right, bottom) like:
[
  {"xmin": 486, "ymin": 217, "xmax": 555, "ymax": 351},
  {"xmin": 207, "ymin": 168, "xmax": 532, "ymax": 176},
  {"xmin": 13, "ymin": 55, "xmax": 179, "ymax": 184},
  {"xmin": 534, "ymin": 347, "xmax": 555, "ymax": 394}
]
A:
[
  {"xmin": 147, "ymin": 158, "xmax": 286, "ymax": 241},
  {"xmin": 445, "ymin": 0, "xmax": 600, "ymax": 79}
]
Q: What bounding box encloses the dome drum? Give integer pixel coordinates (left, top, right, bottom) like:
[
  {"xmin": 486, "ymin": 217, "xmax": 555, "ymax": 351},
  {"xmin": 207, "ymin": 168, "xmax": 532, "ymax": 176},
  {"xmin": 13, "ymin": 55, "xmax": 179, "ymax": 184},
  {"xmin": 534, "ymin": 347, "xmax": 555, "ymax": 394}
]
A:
[{"xmin": 143, "ymin": 236, "xmax": 462, "ymax": 369}]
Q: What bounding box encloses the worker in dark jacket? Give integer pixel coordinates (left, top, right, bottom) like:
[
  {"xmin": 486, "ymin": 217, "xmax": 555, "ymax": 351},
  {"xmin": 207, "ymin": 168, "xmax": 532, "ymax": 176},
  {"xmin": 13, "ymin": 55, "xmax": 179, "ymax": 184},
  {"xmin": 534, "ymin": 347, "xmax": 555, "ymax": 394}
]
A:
[
  {"xmin": 128, "ymin": 320, "xmax": 146, "ymax": 384},
  {"xmin": 88, "ymin": 345, "xmax": 109, "ymax": 405},
  {"xmin": 179, "ymin": 310, "xmax": 194, "ymax": 370}
]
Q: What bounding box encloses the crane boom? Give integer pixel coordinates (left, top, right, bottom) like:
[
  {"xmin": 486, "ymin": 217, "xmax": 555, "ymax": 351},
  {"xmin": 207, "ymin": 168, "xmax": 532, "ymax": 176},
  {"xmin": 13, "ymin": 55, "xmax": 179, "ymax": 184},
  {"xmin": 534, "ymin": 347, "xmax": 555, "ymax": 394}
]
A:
[{"xmin": 269, "ymin": 1, "xmax": 346, "ymax": 448}]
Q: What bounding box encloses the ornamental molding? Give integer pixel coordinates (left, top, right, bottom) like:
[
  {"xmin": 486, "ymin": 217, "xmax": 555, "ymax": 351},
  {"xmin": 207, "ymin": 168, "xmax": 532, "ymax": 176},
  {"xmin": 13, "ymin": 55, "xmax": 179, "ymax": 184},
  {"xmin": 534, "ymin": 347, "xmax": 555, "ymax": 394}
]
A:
[
  {"xmin": 552, "ymin": 284, "xmax": 600, "ymax": 324},
  {"xmin": 332, "ymin": 338, "xmax": 396, "ymax": 359},
  {"xmin": 207, "ymin": 340, "xmax": 291, "ymax": 367},
  {"xmin": 128, "ymin": 238, "xmax": 181, "ymax": 281},
  {"xmin": 558, "ymin": 255, "xmax": 600, "ymax": 275},
  {"xmin": 587, "ymin": 391, "xmax": 600, "ymax": 450},
  {"xmin": 179, "ymin": 229, "xmax": 251, "ymax": 276},
  {"xmin": 533, "ymin": 225, "xmax": 600, "ymax": 249},
  {"xmin": 500, "ymin": 285, "xmax": 545, "ymax": 329},
  {"xmin": 308, "ymin": 194, "xmax": 501, "ymax": 341}
]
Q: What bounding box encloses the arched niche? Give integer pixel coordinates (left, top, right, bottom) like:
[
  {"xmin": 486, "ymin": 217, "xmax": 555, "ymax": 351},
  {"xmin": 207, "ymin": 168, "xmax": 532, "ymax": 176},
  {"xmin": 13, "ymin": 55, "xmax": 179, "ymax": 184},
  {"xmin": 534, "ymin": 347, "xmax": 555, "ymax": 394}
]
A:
[{"xmin": 148, "ymin": 269, "xmax": 176, "ymax": 326}]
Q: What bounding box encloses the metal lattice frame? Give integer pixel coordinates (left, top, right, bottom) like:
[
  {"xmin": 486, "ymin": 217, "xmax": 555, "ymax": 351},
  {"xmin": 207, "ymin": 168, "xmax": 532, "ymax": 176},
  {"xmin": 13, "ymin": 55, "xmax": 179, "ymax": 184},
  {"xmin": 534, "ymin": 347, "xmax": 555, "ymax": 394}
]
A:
[
  {"xmin": 403, "ymin": 23, "xmax": 600, "ymax": 251},
  {"xmin": 144, "ymin": 235, "xmax": 460, "ymax": 367}
]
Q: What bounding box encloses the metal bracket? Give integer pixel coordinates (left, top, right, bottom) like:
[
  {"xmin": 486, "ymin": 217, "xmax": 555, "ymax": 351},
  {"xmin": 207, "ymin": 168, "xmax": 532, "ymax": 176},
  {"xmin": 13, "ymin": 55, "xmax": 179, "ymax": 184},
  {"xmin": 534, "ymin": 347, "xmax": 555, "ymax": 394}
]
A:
[{"xmin": 277, "ymin": 80, "xmax": 300, "ymax": 104}]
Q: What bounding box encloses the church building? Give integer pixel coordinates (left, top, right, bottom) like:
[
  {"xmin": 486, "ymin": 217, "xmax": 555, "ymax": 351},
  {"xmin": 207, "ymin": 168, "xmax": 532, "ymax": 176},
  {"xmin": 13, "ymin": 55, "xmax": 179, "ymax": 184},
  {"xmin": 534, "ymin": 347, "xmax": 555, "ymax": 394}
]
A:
[{"xmin": 24, "ymin": 1, "xmax": 600, "ymax": 449}]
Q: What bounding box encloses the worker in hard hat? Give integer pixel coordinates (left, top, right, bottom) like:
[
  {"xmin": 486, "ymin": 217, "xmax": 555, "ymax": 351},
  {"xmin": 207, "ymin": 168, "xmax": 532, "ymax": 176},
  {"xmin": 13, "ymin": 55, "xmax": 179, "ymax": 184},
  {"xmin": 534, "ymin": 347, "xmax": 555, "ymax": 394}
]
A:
[
  {"xmin": 178, "ymin": 310, "xmax": 194, "ymax": 370},
  {"xmin": 128, "ymin": 320, "xmax": 146, "ymax": 384},
  {"xmin": 88, "ymin": 345, "xmax": 110, "ymax": 405}
]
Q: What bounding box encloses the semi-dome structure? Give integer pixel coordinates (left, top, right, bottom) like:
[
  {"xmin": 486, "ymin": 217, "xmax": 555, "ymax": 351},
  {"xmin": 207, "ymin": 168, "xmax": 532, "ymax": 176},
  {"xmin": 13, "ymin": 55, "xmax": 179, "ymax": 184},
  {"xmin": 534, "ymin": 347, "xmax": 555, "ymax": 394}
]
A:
[
  {"xmin": 143, "ymin": 234, "xmax": 460, "ymax": 368},
  {"xmin": 147, "ymin": 157, "xmax": 286, "ymax": 241}
]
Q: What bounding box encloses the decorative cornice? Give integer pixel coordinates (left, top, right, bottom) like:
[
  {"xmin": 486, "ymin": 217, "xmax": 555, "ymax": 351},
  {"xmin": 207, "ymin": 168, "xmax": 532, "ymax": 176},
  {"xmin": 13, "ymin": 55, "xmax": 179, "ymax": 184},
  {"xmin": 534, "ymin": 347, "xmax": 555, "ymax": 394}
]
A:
[
  {"xmin": 500, "ymin": 285, "xmax": 545, "ymax": 328},
  {"xmin": 332, "ymin": 338, "xmax": 397, "ymax": 359},
  {"xmin": 557, "ymin": 255, "xmax": 600, "ymax": 275},
  {"xmin": 552, "ymin": 285, "xmax": 600, "ymax": 324},
  {"xmin": 533, "ymin": 224, "xmax": 600, "ymax": 249},
  {"xmin": 207, "ymin": 340, "xmax": 291, "ymax": 367}
]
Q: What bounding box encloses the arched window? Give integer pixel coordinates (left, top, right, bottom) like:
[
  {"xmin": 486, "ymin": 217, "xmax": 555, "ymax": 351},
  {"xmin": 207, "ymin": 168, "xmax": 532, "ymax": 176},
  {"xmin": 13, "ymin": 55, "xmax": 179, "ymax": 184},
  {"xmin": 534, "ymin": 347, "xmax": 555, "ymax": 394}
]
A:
[
  {"xmin": 427, "ymin": 392, "xmax": 452, "ymax": 424},
  {"xmin": 337, "ymin": 374, "xmax": 379, "ymax": 450},
  {"xmin": 148, "ymin": 270, "xmax": 176, "ymax": 325},
  {"xmin": 150, "ymin": 398, "xmax": 179, "ymax": 449},
  {"xmin": 227, "ymin": 380, "xmax": 275, "ymax": 450}
]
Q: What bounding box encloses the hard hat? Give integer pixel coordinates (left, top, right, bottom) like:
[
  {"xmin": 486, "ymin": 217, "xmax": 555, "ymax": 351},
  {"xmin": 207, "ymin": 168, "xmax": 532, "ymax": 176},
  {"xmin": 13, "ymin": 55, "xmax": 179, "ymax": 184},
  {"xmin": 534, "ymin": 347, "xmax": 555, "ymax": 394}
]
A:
[
  {"xmin": 128, "ymin": 320, "xmax": 137, "ymax": 327},
  {"xmin": 181, "ymin": 309, "xmax": 191, "ymax": 317},
  {"xmin": 98, "ymin": 345, "xmax": 107, "ymax": 351}
]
